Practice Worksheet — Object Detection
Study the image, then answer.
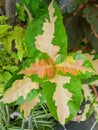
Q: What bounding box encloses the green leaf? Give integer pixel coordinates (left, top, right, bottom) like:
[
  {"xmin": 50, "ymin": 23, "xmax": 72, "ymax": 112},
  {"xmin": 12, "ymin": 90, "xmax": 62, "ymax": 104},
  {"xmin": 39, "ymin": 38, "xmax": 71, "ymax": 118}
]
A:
[
  {"xmin": 1, "ymin": 26, "xmax": 25, "ymax": 52},
  {"xmin": 25, "ymin": 0, "xmax": 67, "ymax": 59},
  {"xmin": 0, "ymin": 16, "xmax": 8, "ymax": 24},
  {"xmin": 20, "ymin": 0, "xmax": 46, "ymax": 18},
  {"xmin": 15, "ymin": 39, "xmax": 25, "ymax": 61},
  {"xmin": 2, "ymin": 71, "xmax": 12, "ymax": 82},
  {"xmin": 42, "ymin": 75, "xmax": 83, "ymax": 125},
  {"xmin": 0, "ymin": 25, "xmax": 12, "ymax": 38}
]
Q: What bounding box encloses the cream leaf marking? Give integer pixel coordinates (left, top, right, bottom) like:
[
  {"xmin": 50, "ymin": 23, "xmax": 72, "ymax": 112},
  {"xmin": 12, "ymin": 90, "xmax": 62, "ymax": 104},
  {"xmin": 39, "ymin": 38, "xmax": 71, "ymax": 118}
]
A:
[
  {"xmin": 3, "ymin": 76, "xmax": 39, "ymax": 103},
  {"xmin": 34, "ymin": 0, "xmax": 60, "ymax": 60},
  {"xmin": 20, "ymin": 94, "xmax": 41, "ymax": 118},
  {"xmin": 50, "ymin": 75, "xmax": 72, "ymax": 125}
]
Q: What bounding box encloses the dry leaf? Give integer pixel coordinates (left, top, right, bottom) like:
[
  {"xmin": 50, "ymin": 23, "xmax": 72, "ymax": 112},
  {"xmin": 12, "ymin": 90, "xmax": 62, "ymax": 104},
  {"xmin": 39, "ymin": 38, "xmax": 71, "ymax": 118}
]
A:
[
  {"xmin": 20, "ymin": 58, "xmax": 54, "ymax": 79},
  {"xmin": 50, "ymin": 75, "xmax": 72, "ymax": 125},
  {"xmin": 34, "ymin": 0, "xmax": 60, "ymax": 60},
  {"xmin": 2, "ymin": 76, "xmax": 39, "ymax": 103},
  {"xmin": 20, "ymin": 94, "xmax": 41, "ymax": 118}
]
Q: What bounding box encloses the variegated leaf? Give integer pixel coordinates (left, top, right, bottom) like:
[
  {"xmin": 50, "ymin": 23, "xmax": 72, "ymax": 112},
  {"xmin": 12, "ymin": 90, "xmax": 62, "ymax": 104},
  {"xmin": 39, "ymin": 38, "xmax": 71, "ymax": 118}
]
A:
[
  {"xmin": 43, "ymin": 75, "xmax": 83, "ymax": 125},
  {"xmin": 82, "ymin": 84, "xmax": 98, "ymax": 121},
  {"xmin": 77, "ymin": 51, "xmax": 98, "ymax": 75},
  {"xmin": 82, "ymin": 84, "xmax": 93, "ymax": 101},
  {"xmin": 34, "ymin": 0, "xmax": 59, "ymax": 60},
  {"xmin": 80, "ymin": 104, "xmax": 91, "ymax": 121},
  {"xmin": 93, "ymin": 102, "xmax": 98, "ymax": 120},
  {"xmin": 2, "ymin": 76, "xmax": 39, "ymax": 104},
  {"xmin": 20, "ymin": 58, "xmax": 55, "ymax": 79},
  {"xmin": 56, "ymin": 55, "xmax": 94, "ymax": 77},
  {"xmin": 20, "ymin": 94, "xmax": 41, "ymax": 118},
  {"xmin": 50, "ymin": 75, "xmax": 72, "ymax": 125},
  {"xmin": 25, "ymin": 0, "xmax": 67, "ymax": 58}
]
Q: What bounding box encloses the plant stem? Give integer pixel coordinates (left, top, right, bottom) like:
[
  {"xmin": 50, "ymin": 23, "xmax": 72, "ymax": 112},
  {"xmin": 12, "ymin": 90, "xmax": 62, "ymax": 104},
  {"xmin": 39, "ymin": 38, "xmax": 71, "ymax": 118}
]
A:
[
  {"xmin": 28, "ymin": 115, "xmax": 33, "ymax": 130},
  {"xmin": 21, "ymin": 118, "xmax": 25, "ymax": 130},
  {"xmin": 90, "ymin": 120, "xmax": 97, "ymax": 130},
  {"xmin": 63, "ymin": 126, "xmax": 67, "ymax": 130}
]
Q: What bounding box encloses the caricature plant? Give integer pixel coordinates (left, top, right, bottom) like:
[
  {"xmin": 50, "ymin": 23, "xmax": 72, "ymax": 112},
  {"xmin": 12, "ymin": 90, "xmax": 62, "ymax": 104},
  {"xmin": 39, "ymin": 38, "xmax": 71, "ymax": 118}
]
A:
[{"xmin": 0, "ymin": 0, "xmax": 98, "ymax": 128}]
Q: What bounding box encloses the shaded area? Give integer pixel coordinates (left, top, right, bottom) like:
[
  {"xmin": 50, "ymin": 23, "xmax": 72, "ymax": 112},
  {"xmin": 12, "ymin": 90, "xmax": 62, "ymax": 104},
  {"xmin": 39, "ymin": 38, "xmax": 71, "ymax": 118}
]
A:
[{"xmin": 56, "ymin": 114, "xmax": 98, "ymax": 130}]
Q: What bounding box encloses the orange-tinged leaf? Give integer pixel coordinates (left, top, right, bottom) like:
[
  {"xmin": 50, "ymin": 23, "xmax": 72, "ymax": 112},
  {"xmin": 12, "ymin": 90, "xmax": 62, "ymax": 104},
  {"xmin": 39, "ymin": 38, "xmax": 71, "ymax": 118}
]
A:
[
  {"xmin": 50, "ymin": 75, "xmax": 72, "ymax": 125},
  {"xmin": 56, "ymin": 56, "xmax": 92, "ymax": 76},
  {"xmin": 20, "ymin": 94, "xmax": 41, "ymax": 118},
  {"xmin": 2, "ymin": 76, "xmax": 39, "ymax": 104},
  {"xmin": 20, "ymin": 58, "xmax": 55, "ymax": 79},
  {"xmin": 34, "ymin": 0, "xmax": 60, "ymax": 60}
]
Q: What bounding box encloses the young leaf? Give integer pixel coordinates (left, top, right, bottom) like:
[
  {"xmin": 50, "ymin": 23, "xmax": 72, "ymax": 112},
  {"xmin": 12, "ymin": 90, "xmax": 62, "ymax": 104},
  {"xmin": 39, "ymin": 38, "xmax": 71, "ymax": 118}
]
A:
[
  {"xmin": 20, "ymin": 58, "xmax": 55, "ymax": 79},
  {"xmin": 2, "ymin": 76, "xmax": 39, "ymax": 104},
  {"xmin": 78, "ymin": 52, "xmax": 98, "ymax": 75},
  {"xmin": 0, "ymin": 24, "xmax": 12, "ymax": 38},
  {"xmin": 56, "ymin": 55, "xmax": 94, "ymax": 78},
  {"xmin": 43, "ymin": 75, "xmax": 83, "ymax": 125},
  {"xmin": 1, "ymin": 26, "xmax": 25, "ymax": 52},
  {"xmin": 20, "ymin": 94, "xmax": 41, "ymax": 118},
  {"xmin": 15, "ymin": 39, "xmax": 25, "ymax": 61}
]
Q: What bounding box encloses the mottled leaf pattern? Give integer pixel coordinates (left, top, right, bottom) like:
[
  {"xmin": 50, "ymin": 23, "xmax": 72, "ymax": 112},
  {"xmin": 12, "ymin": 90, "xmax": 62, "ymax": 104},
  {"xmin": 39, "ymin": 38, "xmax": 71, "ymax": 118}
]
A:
[
  {"xmin": 2, "ymin": 76, "xmax": 39, "ymax": 103},
  {"xmin": 43, "ymin": 76, "xmax": 83, "ymax": 125},
  {"xmin": 56, "ymin": 56, "xmax": 93, "ymax": 76},
  {"xmin": 20, "ymin": 94, "xmax": 41, "ymax": 118},
  {"xmin": 82, "ymin": 84, "xmax": 93, "ymax": 101},
  {"xmin": 50, "ymin": 75, "xmax": 72, "ymax": 125},
  {"xmin": 20, "ymin": 58, "xmax": 54, "ymax": 79},
  {"xmin": 77, "ymin": 51, "xmax": 98, "ymax": 75},
  {"xmin": 93, "ymin": 102, "xmax": 98, "ymax": 120},
  {"xmin": 80, "ymin": 104, "xmax": 90, "ymax": 121},
  {"xmin": 1, "ymin": 0, "xmax": 95, "ymax": 125},
  {"xmin": 34, "ymin": 0, "xmax": 60, "ymax": 60}
]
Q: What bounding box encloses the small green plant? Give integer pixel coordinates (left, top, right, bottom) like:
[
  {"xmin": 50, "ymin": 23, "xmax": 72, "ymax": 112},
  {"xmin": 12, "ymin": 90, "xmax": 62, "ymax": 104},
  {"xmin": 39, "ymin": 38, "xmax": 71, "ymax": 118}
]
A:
[{"xmin": 0, "ymin": 0, "xmax": 98, "ymax": 129}]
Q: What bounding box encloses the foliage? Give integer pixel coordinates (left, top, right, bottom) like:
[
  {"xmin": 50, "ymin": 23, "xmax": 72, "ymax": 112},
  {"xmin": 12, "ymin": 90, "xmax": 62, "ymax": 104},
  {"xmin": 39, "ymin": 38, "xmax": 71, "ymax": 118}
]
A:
[
  {"xmin": 0, "ymin": 0, "xmax": 98, "ymax": 128},
  {"xmin": 58, "ymin": 0, "xmax": 98, "ymax": 52},
  {"xmin": 0, "ymin": 104, "xmax": 55, "ymax": 130},
  {"xmin": 0, "ymin": 15, "xmax": 26, "ymax": 95}
]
